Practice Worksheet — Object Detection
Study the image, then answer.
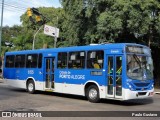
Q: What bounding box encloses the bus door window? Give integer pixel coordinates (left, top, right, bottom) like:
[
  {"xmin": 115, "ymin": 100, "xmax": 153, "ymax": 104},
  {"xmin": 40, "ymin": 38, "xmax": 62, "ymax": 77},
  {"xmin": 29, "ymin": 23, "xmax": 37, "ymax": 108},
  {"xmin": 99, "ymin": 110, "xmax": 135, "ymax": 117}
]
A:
[
  {"xmin": 46, "ymin": 59, "xmax": 50, "ymax": 72},
  {"xmin": 107, "ymin": 56, "xmax": 113, "ymax": 95},
  {"xmin": 45, "ymin": 59, "xmax": 51, "ymax": 88},
  {"xmin": 51, "ymin": 58, "xmax": 55, "ymax": 88},
  {"xmin": 52, "ymin": 58, "xmax": 54, "ymax": 72},
  {"xmin": 116, "ymin": 56, "xmax": 122, "ymax": 96},
  {"xmin": 45, "ymin": 58, "xmax": 55, "ymax": 89},
  {"xmin": 107, "ymin": 56, "xmax": 122, "ymax": 97}
]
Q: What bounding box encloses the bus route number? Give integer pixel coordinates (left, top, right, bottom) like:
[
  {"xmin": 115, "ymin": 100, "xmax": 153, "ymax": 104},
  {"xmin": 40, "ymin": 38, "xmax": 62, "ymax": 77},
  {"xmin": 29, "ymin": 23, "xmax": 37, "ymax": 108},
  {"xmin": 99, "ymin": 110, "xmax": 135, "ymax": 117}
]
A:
[{"xmin": 28, "ymin": 70, "xmax": 34, "ymax": 74}]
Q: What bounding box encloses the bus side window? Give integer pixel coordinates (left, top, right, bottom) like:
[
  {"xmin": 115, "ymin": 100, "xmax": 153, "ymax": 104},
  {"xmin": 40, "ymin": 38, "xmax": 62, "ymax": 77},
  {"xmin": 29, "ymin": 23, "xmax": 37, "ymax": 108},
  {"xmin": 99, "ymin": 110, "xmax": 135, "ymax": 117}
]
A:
[
  {"xmin": 68, "ymin": 51, "xmax": 85, "ymax": 69},
  {"xmin": 87, "ymin": 50, "xmax": 104, "ymax": 69},
  {"xmin": 57, "ymin": 61, "xmax": 62, "ymax": 68},
  {"xmin": 26, "ymin": 54, "xmax": 38, "ymax": 68},
  {"xmin": 57, "ymin": 52, "xmax": 67, "ymax": 69},
  {"xmin": 5, "ymin": 55, "xmax": 15, "ymax": 68},
  {"xmin": 15, "ymin": 55, "xmax": 25, "ymax": 68}
]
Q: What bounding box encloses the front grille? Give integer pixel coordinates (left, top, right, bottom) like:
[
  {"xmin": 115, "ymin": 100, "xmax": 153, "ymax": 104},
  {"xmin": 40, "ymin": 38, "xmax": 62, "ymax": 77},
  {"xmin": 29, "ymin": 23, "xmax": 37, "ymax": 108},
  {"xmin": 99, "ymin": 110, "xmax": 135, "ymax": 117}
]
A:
[
  {"xmin": 134, "ymin": 83, "xmax": 150, "ymax": 87},
  {"xmin": 136, "ymin": 88, "xmax": 148, "ymax": 91},
  {"xmin": 138, "ymin": 92, "xmax": 147, "ymax": 96}
]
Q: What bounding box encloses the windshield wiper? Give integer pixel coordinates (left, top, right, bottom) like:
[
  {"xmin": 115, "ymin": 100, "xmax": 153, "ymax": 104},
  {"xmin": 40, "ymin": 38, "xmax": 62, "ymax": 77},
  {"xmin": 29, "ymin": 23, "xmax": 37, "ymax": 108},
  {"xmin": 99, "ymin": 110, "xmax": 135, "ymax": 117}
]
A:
[{"xmin": 133, "ymin": 54, "xmax": 141, "ymax": 69}]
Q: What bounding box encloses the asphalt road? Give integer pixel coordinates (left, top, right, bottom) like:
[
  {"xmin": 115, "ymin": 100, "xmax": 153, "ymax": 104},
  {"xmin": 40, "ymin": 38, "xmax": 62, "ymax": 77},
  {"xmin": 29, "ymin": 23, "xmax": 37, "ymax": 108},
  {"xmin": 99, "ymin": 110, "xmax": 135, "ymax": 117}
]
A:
[{"xmin": 0, "ymin": 82, "xmax": 160, "ymax": 120}]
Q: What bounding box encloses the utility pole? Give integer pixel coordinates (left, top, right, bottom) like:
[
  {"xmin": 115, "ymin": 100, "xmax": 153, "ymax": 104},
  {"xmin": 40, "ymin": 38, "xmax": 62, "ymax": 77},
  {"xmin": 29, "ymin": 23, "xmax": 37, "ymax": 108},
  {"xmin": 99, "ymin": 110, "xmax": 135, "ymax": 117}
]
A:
[
  {"xmin": 54, "ymin": 16, "xmax": 58, "ymax": 48},
  {"xmin": 0, "ymin": 0, "xmax": 4, "ymax": 54},
  {"xmin": 32, "ymin": 25, "xmax": 43, "ymax": 50}
]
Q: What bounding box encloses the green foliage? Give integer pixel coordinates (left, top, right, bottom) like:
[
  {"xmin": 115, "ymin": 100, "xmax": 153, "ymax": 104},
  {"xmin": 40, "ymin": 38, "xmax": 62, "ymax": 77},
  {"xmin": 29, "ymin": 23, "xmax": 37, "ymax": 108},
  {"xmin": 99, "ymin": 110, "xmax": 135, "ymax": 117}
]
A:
[
  {"xmin": 1, "ymin": 25, "xmax": 26, "ymax": 55},
  {"xmin": 1, "ymin": 7, "xmax": 70, "ymax": 56},
  {"xmin": 61, "ymin": 0, "xmax": 160, "ymax": 46}
]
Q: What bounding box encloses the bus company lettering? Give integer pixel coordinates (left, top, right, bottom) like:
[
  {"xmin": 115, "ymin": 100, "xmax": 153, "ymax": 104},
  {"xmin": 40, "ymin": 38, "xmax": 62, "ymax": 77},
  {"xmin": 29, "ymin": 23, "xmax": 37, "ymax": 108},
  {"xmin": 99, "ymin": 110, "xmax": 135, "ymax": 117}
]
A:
[
  {"xmin": 59, "ymin": 71, "xmax": 85, "ymax": 80},
  {"xmin": 111, "ymin": 50, "xmax": 119, "ymax": 53}
]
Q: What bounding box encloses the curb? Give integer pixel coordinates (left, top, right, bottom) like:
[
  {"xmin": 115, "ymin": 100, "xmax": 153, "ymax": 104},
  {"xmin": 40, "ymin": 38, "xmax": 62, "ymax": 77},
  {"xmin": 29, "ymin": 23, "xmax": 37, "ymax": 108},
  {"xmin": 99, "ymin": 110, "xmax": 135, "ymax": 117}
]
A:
[{"xmin": 0, "ymin": 79, "xmax": 4, "ymax": 83}]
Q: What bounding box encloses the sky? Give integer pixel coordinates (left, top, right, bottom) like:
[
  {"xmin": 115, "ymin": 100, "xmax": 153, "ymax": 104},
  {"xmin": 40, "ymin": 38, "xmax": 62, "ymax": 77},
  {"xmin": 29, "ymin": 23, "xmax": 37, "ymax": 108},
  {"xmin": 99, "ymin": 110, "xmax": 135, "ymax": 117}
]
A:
[{"xmin": 0, "ymin": 0, "xmax": 61, "ymax": 26}]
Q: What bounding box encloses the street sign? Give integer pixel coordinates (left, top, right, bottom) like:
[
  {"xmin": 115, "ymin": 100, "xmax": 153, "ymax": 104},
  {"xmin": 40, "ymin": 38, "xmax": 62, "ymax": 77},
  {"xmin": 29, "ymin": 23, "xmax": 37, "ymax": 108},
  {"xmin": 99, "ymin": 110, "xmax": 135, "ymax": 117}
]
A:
[{"xmin": 44, "ymin": 25, "xmax": 59, "ymax": 37}]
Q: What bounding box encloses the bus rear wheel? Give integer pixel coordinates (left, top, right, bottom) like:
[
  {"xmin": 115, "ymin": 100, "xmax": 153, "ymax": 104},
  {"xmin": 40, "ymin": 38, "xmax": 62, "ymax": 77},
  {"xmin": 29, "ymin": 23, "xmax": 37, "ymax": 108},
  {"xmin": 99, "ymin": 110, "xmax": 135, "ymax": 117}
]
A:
[
  {"xmin": 27, "ymin": 80, "xmax": 35, "ymax": 94},
  {"xmin": 86, "ymin": 85, "xmax": 100, "ymax": 103}
]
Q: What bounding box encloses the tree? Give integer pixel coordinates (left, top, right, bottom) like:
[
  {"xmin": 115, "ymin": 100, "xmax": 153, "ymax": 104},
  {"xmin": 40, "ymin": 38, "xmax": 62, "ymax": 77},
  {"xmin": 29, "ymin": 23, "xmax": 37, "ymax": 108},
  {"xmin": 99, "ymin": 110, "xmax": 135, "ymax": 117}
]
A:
[
  {"xmin": 97, "ymin": 0, "xmax": 160, "ymax": 45},
  {"xmin": 20, "ymin": 7, "xmax": 67, "ymax": 48},
  {"xmin": 1, "ymin": 25, "xmax": 25, "ymax": 55},
  {"xmin": 60, "ymin": 0, "xmax": 98, "ymax": 45},
  {"xmin": 60, "ymin": 0, "xmax": 160, "ymax": 46}
]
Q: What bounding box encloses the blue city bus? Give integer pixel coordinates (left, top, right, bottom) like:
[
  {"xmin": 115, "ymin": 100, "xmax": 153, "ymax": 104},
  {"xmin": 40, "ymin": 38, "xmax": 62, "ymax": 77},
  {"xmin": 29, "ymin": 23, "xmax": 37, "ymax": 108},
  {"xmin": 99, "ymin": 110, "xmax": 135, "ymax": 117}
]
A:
[{"xmin": 3, "ymin": 43, "xmax": 154, "ymax": 102}]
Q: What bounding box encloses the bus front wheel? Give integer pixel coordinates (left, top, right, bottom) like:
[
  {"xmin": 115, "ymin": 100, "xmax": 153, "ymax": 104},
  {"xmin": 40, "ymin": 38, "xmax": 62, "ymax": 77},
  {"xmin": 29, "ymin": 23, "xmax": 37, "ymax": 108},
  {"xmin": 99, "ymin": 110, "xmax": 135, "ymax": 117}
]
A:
[
  {"xmin": 86, "ymin": 85, "xmax": 100, "ymax": 103},
  {"xmin": 27, "ymin": 80, "xmax": 35, "ymax": 94}
]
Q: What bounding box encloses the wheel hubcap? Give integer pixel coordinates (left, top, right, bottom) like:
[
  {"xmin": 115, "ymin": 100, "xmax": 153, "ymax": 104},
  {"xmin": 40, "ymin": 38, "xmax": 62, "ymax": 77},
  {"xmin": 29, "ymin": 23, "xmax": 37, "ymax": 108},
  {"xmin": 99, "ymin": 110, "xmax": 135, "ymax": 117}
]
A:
[
  {"xmin": 28, "ymin": 83, "xmax": 33, "ymax": 92},
  {"xmin": 89, "ymin": 88, "xmax": 97, "ymax": 100}
]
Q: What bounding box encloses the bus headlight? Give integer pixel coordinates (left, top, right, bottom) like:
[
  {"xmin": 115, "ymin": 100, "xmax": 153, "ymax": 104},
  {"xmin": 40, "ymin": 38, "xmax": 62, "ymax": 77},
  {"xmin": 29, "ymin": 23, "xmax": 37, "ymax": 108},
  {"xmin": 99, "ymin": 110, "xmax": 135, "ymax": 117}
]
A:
[
  {"xmin": 127, "ymin": 82, "xmax": 135, "ymax": 91},
  {"xmin": 129, "ymin": 85, "xmax": 134, "ymax": 91},
  {"xmin": 127, "ymin": 82, "xmax": 134, "ymax": 91},
  {"xmin": 150, "ymin": 84, "xmax": 154, "ymax": 89}
]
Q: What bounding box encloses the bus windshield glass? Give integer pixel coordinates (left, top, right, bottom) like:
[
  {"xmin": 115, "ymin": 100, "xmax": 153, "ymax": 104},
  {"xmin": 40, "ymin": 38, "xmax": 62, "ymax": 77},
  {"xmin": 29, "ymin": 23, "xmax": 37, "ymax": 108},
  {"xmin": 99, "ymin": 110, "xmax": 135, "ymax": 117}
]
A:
[{"xmin": 127, "ymin": 55, "xmax": 153, "ymax": 80}]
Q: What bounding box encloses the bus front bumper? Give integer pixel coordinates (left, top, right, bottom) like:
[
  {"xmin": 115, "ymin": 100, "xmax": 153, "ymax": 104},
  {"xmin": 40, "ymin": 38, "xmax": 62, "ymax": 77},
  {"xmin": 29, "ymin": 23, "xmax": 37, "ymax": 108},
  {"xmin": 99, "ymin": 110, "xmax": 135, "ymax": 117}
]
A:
[{"xmin": 124, "ymin": 88, "xmax": 154, "ymax": 100}]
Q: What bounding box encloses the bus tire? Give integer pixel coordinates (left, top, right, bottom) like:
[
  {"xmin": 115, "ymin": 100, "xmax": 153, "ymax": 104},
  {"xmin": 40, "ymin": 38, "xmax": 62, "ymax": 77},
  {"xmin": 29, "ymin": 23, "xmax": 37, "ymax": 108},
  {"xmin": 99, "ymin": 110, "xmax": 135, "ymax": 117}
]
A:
[
  {"xmin": 86, "ymin": 85, "xmax": 100, "ymax": 103},
  {"xmin": 27, "ymin": 80, "xmax": 35, "ymax": 94}
]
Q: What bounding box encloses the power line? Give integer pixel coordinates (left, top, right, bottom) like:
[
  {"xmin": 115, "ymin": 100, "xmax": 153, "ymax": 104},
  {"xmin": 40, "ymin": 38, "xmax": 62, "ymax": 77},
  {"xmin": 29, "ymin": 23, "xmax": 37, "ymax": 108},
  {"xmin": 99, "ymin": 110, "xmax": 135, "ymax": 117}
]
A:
[
  {"xmin": 4, "ymin": 0, "xmax": 31, "ymax": 7},
  {"xmin": 8, "ymin": 0, "xmax": 32, "ymax": 6},
  {"xmin": 1, "ymin": 0, "xmax": 57, "ymax": 8},
  {"xmin": 4, "ymin": 1, "xmax": 28, "ymax": 9},
  {"xmin": 0, "ymin": 0, "xmax": 56, "ymax": 13},
  {"xmin": 3, "ymin": 8, "xmax": 24, "ymax": 13},
  {"xmin": 0, "ymin": 0, "xmax": 55, "ymax": 27},
  {"xmin": 0, "ymin": 3, "xmax": 27, "ymax": 11}
]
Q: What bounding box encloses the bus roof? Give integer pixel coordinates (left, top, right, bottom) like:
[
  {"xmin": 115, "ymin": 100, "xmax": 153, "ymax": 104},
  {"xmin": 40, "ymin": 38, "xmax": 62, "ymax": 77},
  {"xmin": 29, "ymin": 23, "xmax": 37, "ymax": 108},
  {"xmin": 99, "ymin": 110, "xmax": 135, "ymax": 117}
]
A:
[{"xmin": 5, "ymin": 43, "xmax": 148, "ymax": 55}]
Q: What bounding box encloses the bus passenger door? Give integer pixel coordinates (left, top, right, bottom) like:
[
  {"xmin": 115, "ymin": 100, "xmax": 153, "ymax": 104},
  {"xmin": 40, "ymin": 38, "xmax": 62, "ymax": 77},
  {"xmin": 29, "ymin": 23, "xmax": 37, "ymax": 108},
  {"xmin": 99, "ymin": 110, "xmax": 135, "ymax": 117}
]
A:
[
  {"xmin": 107, "ymin": 55, "xmax": 123, "ymax": 99},
  {"xmin": 44, "ymin": 57, "xmax": 55, "ymax": 89}
]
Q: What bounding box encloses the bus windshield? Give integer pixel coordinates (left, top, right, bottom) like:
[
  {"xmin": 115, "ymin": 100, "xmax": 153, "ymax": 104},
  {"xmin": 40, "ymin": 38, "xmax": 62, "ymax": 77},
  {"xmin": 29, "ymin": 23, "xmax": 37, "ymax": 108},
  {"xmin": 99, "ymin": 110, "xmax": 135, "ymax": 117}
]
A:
[{"xmin": 127, "ymin": 55, "xmax": 153, "ymax": 80}]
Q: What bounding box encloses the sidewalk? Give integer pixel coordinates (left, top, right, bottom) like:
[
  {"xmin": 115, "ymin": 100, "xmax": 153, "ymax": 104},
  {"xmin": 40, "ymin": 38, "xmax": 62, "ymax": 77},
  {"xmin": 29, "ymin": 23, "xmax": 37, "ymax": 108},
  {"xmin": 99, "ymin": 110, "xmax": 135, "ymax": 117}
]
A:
[
  {"xmin": 0, "ymin": 78, "xmax": 3, "ymax": 83},
  {"xmin": 154, "ymin": 88, "xmax": 160, "ymax": 94}
]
